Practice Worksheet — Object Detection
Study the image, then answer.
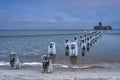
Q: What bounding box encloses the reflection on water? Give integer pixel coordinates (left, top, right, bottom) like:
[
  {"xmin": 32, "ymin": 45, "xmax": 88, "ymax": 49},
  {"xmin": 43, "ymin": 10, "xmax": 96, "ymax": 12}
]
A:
[
  {"xmin": 65, "ymin": 47, "xmax": 69, "ymax": 56},
  {"xmin": 82, "ymin": 48, "xmax": 86, "ymax": 57},
  {"xmin": 87, "ymin": 46, "xmax": 90, "ymax": 51},
  {"xmin": 69, "ymin": 56, "xmax": 78, "ymax": 64},
  {"xmin": 50, "ymin": 55, "xmax": 56, "ymax": 63}
]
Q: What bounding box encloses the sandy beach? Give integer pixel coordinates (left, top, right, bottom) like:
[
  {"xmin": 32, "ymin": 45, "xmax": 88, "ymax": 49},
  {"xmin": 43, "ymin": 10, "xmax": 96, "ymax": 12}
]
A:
[{"xmin": 1, "ymin": 65, "xmax": 120, "ymax": 80}]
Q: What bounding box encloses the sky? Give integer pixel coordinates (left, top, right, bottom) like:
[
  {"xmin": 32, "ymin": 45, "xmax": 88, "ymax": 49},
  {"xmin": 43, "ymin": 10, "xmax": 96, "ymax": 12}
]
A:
[{"xmin": 0, "ymin": 0, "xmax": 120, "ymax": 30}]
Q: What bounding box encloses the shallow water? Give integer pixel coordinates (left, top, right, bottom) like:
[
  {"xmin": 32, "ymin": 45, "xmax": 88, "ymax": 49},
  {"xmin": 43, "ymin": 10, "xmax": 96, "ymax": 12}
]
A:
[{"xmin": 0, "ymin": 30, "xmax": 120, "ymax": 69}]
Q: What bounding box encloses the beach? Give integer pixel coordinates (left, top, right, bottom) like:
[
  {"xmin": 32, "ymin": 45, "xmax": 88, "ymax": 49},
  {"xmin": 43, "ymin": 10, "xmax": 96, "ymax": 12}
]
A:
[
  {"xmin": 0, "ymin": 0, "xmax": 120, "ymax": 79},
  {"xmin": 1, "ymin": 30, "xmax": 120, "ymax": 80},
  {"xmin": 0, "ymin": 66, "xmax": 120, "ymax": 80}
]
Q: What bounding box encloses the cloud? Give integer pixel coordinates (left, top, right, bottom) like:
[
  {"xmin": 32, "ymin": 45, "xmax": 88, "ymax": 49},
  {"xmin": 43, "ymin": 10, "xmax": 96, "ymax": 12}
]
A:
[
  {"xmin": 0, "ymin": 17, "xmax": 93, "ymax": 27},
  {"xmin": 51, "ymin": 0, "xmax": 120, "ymax": 12},
  {"xmin": 57, "ymin": 0, "xmax": 120, "ymax": 7},
  {"xmin": 80, "ymin": 0, "xmax": 120, "ymax": 6},
  {"xmin": 0, "ymin": 0, "xmax": 120, "ymax": 29},
  {"xmin": 0, "ymin": 18, "xmax": 57, "ymax": 24}
]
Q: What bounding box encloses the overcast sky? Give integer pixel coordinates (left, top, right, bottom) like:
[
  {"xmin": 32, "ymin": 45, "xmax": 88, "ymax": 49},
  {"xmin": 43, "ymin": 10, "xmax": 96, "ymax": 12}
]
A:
[{"xmin": 0, "ymin": 0, "xmax": 120, "ymax": 30}]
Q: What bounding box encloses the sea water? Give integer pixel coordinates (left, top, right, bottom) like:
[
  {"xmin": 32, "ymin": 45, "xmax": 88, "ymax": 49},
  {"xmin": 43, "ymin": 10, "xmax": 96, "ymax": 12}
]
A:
[{"xmin": 0, "ymin": 30, "xmax": 120, "ymax": 69}]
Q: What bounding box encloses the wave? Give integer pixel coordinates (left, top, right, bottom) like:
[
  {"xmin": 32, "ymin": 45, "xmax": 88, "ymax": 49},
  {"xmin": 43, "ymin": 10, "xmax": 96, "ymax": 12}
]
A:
[
  {"xmin": 0, "ymin": 61, "xmax": 68, "ymax": 68},
  {"xmin": 0, "ymin": 61, "xmax": 9, "ymax": 66},
  {"xmin": 22, "ymin": 62, "xmax": 42, "ymax": 66},
  {"xmin": 1, "ymin": 61, "xmax": 120, "ymax": 70}
]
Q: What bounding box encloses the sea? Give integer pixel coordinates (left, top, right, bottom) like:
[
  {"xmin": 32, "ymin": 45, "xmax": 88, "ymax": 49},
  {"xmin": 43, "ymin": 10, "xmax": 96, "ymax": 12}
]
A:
[{"xmin": 0, "ymin": 30, "xmax": 120, "ymax": 69}]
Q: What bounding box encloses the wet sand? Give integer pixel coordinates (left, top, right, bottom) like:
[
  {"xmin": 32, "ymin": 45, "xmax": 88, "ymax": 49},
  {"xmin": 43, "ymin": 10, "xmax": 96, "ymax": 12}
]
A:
[{"xmin": 0, "ymin": 66, "xmax": 120, "ymax": 80}]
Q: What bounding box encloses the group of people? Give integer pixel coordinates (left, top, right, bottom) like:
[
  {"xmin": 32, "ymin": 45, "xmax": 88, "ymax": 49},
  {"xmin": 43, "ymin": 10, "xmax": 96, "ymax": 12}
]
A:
[{"xmin": 9, "ymin": 31, "xmax": 102, "ymax": 73}]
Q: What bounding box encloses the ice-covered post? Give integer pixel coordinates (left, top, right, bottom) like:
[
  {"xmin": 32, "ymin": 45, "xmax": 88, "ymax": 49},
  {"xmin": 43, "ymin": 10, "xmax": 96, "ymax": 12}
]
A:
[
  {"xmin": 69, "ymin": 42, "xmax": 78, "ymax": 57},
  {"xmin": 48, "ymin": 42, "xmax": 56, "ymax": 56},
  {"xmin": 9, "ymin": 51, "xmax": 20, "ymax": 69},
  {"xmin": 41, "ymin": 55, "xmax": 53, "ymax": 73},
  {"xmin": 65, "ymin": 39, "xmax": 71, "ymax": 56}
]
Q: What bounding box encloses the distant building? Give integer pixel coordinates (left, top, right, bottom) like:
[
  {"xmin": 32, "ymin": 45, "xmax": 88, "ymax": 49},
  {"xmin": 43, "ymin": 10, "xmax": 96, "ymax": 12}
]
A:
[{"xmin": 94, "ymin": 22, "xmax": 113, "ymax": 30}]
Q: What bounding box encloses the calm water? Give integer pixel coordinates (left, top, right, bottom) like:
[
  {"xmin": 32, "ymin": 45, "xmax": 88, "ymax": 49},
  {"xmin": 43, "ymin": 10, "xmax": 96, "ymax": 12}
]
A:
[{"xmin": 0, "ymin": 30, "xmax": 120, "ymax": 68}]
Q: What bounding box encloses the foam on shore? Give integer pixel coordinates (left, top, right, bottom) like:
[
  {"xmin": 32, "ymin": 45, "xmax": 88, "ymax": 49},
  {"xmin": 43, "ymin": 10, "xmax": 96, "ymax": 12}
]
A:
[{"xmin": 1, "ymin": 61, "xmax": 120, "ymax": 70}]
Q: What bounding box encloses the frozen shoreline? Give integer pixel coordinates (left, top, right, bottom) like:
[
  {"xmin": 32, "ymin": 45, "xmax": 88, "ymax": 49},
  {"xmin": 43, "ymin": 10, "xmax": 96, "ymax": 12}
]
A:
[{"xmin": 0, "ymin": 66, "xmax": 120, "ymax": 80}]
